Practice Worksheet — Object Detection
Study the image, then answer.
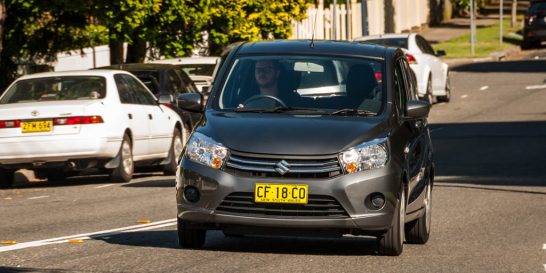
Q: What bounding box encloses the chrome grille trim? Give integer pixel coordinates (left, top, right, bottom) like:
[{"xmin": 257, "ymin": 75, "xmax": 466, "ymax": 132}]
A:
[{"xmin": 225, "ymin": 153, "xmax": 341, "ymax": 176}]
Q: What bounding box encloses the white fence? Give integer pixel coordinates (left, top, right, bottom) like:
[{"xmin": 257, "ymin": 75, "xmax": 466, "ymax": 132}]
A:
[{"xmin": 290, "ymin": 0, "xmax": 429, "ymax": 40}]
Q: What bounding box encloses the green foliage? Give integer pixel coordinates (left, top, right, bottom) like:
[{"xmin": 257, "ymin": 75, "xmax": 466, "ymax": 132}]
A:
[{"xmin": 207, "ymin": 0, "xmax": 310, "ymax": 55}]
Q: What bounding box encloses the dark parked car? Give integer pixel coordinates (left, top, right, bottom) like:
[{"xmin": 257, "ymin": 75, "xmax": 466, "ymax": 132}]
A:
[
  {"xmin": 175, "ymin": 40, "xmax": 434, "ymax": 256},
  {"xmin": 523, "ymin": 0, "xmax": 546, "ymax": 48},
  {"xmin": 97, "ymin": 63, "xmax": 202, "ymax": 135}
]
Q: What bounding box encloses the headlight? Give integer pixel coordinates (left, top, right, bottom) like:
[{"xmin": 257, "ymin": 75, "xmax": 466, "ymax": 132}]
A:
[
  {"xmin": 339, "ymin": 138, "xmax": 389, "ymax": 174},
  {"xmin": 185, "ymin": 132, "xmax": 229, "ymax": 169}
]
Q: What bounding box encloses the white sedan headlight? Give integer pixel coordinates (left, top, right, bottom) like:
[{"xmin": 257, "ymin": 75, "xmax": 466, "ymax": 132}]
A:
[
  {"xmin": 339, "ymin": 138, "xmax": 389, "ymax": 174},
  {"xmin": 185, "ymin": 132, "xmax": 229, "ymax": 169}
]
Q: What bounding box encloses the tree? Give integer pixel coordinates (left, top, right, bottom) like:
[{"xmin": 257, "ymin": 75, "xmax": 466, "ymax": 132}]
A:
[
  {"xmin": 0, "ymin": 0, "xmax": 105, "ymax": 90},
  {"xmin": 0, "ymin": 0, "xmax": 5, "ymax": 63},
  {"xmin": 207, "ymin": 0, "xmax": 310, "ymax": 56}
]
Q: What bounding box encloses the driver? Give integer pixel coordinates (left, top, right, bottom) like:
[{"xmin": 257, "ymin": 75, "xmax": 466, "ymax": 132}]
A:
[{"xmin": 238, "ymin": 59, "xmax": 295, "ymax": 109}]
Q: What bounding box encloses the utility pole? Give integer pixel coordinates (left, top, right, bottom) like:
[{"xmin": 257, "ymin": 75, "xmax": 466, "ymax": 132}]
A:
[
  {"xmin": 470, "ymin": 0, "xmax": 476, "ymax": 56},
  {"xmin": 500, "ymin": 0, "xmax": 503, "ymax": 44},
  {"xmin": 333, "ymin": 0, "xmax": 337, "ymax": 40},
  {"xmin": 511, "ymin": 0, "xmax": 517, "ymax": 28}
]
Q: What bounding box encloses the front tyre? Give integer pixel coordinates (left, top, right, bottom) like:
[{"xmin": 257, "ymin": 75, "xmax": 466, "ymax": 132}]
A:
[
  {"xmin": 437, "ymin": 72, "xmax": 451, "ymax": 103},
  {"xmin": 0, "ymin": 169, "xmax": 15, "ymax": 189},
  {"xmin": 163, "ymin": 129, "xmax": 184, "ymax": 175},
  {"xmin": 405, "ymin": 181, "xmax": 432, "ymax": 244},
  {"xmin": 377, "ymin": 188, "xmax": 405, "ymax": 256},
  {"xmin": 110, "ymin": 135, "xmax": 134, "ymax": 182},
  {"xmin": 177, "ymin": 218, "xmax": 206, "ymax": 248}
]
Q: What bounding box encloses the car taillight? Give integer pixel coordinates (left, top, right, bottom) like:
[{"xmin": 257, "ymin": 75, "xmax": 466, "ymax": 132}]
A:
[
  {"xmin": 0, "ymin": 120, "xmax": 21, "ymax": 129},
  {"xmin": 53, "ymin": 116, "xmax": 104, "ymax": 125},
  {"xmin": 526, "ymin": 14, "xmax": 536, "ymax": 24},
  {"xmin": 375, "ymin": 72, "xmax": 383, "ymax": 82},
  {"xmin": 407, "ymin": 54, "xmax": 417, "ymax": 64}
]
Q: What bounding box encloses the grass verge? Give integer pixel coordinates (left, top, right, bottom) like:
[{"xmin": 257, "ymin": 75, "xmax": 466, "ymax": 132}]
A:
[{"xmin": 435, "ymin": 18, "xmax": 523, "ymax": 58}]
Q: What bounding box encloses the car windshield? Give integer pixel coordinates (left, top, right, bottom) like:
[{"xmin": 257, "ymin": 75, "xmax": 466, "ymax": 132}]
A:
[
  {"xmin": 178, "ymin": 64, "xmax": 216, "ymax": 77},
  {"xmin": 215, "ymin": 55, "xmax": 384, "ymax": 115},
  {"xmin": 359, "ymin": 38, "xmax": 408, "ymax": 49},
  {"xmin": 0, "ymin": 76, "xmax": 106, "ymax": 104}
]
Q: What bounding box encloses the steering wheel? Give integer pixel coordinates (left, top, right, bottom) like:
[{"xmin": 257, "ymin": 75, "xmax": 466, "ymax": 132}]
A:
[{"xmin": 242, "ymin": 95, "xmax": 287, "ymax": 108}]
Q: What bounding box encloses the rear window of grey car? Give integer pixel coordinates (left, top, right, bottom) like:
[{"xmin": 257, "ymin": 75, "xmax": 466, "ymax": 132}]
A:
[
  {"xmin": 360, "ymin": 38, "xmax": 408, "ymax": 49},
  {"xmin": 0, "ymin": 76, "xmax": 106, "ymax": 104},
  {"xmin": 216, "ymin": 55, "xmax": 384, "ymax": 114}
]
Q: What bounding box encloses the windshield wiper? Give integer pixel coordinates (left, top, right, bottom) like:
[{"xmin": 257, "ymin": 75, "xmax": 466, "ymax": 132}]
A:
[
  {"xmin": 235, "ymin": 106, "xmax": 327, "ymax": 114},
  {"xmin": 331, "ymin": 109, "xmax": 377, "ymax": 116}
]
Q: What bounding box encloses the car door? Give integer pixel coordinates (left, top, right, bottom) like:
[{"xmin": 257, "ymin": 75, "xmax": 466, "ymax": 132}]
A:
[
  {"xmin": 393, "ymin": 58, "xmax": 430, "ymax": 212},
  {"xmin": 416, "ymin": 35, "xmax": 446, "ymax": 93},
  {"xmin": 123, "ymin": 74, "xmax": 172, "ymax": 157},
  {"xmin": 114, "ymin": 74, "xmax": 149, "ymax": 158}
]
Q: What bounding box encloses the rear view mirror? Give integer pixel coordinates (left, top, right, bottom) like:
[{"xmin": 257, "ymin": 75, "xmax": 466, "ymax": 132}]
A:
[
  {"xmin": 436, "ymin": 50, "xmax": 446, "ymax": 57},
  {"xmin": 406, "ymin": 100, "xmax": 430, "ymax": 119},
  {"xmin": 177, "ymin": 93, "xmax": 204, "ymax": 113}
]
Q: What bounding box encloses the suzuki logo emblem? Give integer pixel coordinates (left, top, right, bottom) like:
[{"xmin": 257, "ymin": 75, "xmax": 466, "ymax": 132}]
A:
[
  {"xmin": 275, "ymin": 160, "xmax": 290, "ymax": 175},
  {"xmin": 31, "ymin": 110, "xmax": 39, "ymax": 117}
]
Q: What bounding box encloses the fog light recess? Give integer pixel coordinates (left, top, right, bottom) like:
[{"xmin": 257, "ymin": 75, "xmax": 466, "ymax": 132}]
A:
[
  {"xmin": 366, "ymin": 192, "xmax": 385, "ymax": 210},
  {"xmin": 184, "ymin": 186, "xmax": 200, "ymax": 203}
]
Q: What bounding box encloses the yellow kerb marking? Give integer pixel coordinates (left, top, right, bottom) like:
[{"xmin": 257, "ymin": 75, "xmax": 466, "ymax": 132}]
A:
[
  {"xmin": 136, "ymin": 220, "xmax": 152, "ymax": 224},
  {"xmin": 1, "ymin": 241, "xmax": 17, "ymax": 245},
  {"xmin": 68, "ymin": 239, "xmax": 84, "ymax": 243}
]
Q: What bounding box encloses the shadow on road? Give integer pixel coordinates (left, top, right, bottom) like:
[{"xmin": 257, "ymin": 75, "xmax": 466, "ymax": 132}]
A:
[
  {"xmin": 94, "ymin": 230, "xmax": 379, "ymax": 256},
  {"xmin": 452, "ymin": 59, "xmax": 546, "ymax": 73},
  {"xmin": 430, "ymin": 121, "xmax": 546, "ymax": 188},
  {"xmin": 7, "ymin": 172, "xmax": 167, "ymax": 189},
  {"xmin": 0, "ymin": 267, "xmax": 68, "ymax": 273}
]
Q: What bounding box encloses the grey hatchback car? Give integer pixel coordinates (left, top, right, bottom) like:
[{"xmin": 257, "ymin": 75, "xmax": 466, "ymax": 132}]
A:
[{"xmin": 175, "ymin": 40, "xmax": 434, "ymax": 256}]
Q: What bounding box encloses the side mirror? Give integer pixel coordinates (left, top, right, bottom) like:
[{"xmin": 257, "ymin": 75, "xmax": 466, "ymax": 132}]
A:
[
  {"xmin": 435, "ymin": 50, "xmax": 446, "ymax": 57},
  {"xmin": 406, "ymin": 100, "xmax": 430, "ymax": 119},
  {"xmin": 177, "ymin": 93, "xmax": 204, "ymax": 113}
]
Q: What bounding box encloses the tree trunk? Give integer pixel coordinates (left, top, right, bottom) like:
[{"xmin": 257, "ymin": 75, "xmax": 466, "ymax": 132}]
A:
[
  {"xmin": 384, "ymin": 0, "xmax": 395, "ymax": 33},
  {"xmin": 511, "ymin": 0, "xmax": 517, "ymax": 28},
  {"xmin": 109, "ymin": 39, "xmax": 124, "ymax": 65},
  {"xmin": 126, "ymin": 36, "xmax": 147, "ymax": 63},
  {"xmin": 0, "ymin": 0, "xmax": 5, "ymax": 64}
]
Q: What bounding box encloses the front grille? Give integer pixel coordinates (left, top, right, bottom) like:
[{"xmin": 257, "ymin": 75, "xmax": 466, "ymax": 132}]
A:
[
  {"xmin": 224, "ymin": 152, "xmax": 342, "ymax": 179},
  {"xmin": 215, "ymin": 192, "xmax": 349, "ymax": 218}
]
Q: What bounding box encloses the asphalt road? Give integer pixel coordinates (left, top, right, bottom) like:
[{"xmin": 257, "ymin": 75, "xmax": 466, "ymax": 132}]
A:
[{"xmin": 1, "ymin": 50, "xmax": 545, "ymax": 273}]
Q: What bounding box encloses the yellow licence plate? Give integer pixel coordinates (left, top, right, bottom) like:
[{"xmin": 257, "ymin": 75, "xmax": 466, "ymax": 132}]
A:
[
  {"xmin": 22, "ymin": 120, "xmax": 52, "ymax": 133},
  {"xmin": 255, "ymin": 183, "xmax": 308, "ymax": 204}
]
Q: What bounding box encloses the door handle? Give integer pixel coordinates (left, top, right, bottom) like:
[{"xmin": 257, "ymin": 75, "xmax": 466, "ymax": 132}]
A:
[
  {"xmin": 148, "ymin": 114, "xmax": 153, "ymax": 120},
  {"xmin": 128, "ymin": 113, "xmax": 133, "ymax": 119}
]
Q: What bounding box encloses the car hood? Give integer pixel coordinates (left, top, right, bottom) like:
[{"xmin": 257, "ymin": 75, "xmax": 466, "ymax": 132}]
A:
[{"xmin": 196, "ymin": 111, "xmax": 390, "ymax": 155}]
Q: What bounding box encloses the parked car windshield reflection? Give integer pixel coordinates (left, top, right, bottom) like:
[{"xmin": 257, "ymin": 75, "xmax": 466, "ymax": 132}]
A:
[{"xmin": 216, "ymin": 56, "xmax": 384, "ymax": 115}]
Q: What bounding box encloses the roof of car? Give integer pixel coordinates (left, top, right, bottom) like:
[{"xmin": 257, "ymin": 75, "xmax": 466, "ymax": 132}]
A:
[
  {"xmin": 149, "ymin": 56, "xmax": 220, "ymax": 65},
  {"xmin": 353, "ymin": 33, "xmax": 415, "ymax": 42},
  {"xmin": 17, "ymin": 69, "xmax": 132, "ymax": 80},
  {"xmin": 97, "ymin": 63, "xmax": 180, "ymax": 72},
  {"xmin": 234, "ymin": 40, "xmax": 391, "ymax": 60}
]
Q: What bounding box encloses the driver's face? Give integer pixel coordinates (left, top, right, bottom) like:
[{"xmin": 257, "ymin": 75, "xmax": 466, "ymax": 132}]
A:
[{"xmin": 254, "ymin": 61, "xmax": 279, "ymax": 89}]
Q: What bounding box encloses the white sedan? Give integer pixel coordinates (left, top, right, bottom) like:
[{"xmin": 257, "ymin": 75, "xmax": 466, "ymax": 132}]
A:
[
  {"xmin": 0, "ymin": 70, "xmax": 186, "ymax": 188},
  {"xmin": 354, "ymin": 33, "xmax": 451, "ymax": 104}
]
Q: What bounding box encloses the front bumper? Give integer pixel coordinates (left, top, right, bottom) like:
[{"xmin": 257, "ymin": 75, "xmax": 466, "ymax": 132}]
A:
[{"xmin": 176, "ymin": 159, "xmax": 403, "ymax": 234}]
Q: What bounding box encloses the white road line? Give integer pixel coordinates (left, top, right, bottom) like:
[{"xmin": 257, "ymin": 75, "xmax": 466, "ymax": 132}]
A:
[
  {"xmin": 543, "ymin": 243, "xmax": 546, "ymax": 250},
  {"xmin": 480, "ymin": 86, "xmax": 489, "ymax": 91},
  {"xmin": 461, "ymin": 94, "xmax": 468, "ymax": 99},
  {"xmin": 94, "ymin": 184, "xmax": 115, "ymax": 189},
  {"xmin": 28, "ymin": 196, "xmax": 49, "ymax": 200},
  {"xmin": 0, "ymin": 218, "xmax": 176, "ymax": 253},
  {"xmin": 525, "ymin": 84, "xmax": 546, "ymax": 90}
]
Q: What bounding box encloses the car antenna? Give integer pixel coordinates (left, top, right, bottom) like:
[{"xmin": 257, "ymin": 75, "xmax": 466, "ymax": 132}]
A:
[{"xmin": 309, "ymin": 9, "xmax": 318, "ymax": 48}]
